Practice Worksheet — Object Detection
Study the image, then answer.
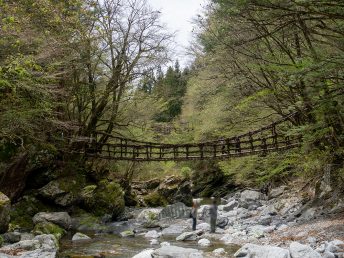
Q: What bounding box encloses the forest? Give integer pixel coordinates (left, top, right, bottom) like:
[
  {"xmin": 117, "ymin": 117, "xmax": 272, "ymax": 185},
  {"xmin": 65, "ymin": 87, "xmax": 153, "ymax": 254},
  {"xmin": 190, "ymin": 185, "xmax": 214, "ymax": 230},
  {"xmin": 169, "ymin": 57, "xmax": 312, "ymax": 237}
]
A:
[{"xmin": 0, "ymin": 0, "xmax": 343, "ymax": 257}]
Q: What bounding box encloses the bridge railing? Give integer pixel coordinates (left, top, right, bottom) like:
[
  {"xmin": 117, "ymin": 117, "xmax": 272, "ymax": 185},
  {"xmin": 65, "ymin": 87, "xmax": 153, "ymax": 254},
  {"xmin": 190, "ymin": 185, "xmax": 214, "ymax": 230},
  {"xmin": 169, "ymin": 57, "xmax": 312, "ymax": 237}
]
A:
[{"xmin": 83, "ymin": 113, "xmax": 302, "ymax": 161}]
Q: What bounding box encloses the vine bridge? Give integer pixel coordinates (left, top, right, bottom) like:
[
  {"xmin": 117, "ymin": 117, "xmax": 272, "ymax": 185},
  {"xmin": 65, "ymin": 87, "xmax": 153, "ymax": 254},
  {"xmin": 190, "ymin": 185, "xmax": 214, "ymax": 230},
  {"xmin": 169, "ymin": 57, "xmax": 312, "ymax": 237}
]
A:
[{"xmin": 80, "ymin": 113, "xmax": 302, "ymax": 161}]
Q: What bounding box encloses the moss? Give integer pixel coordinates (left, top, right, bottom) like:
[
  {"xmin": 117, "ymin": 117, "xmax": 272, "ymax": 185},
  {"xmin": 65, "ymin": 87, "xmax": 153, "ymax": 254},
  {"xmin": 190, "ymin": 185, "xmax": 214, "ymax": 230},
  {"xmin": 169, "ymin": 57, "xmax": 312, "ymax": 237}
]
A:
[
  {"xmin": 10, "ymin": 195, "xmax": 52, "ymax": 230},
  {"xmin": 143, "ymin": 192, "xmax": 168, "ymax": 207},
  {"xmin": 0, "ymin": 235, "xmax": 3, "ymax": 247},
  {"xmin": 83, "ymin": 180, "xmax": 125, "ymax": 219},
  {"xmin": 33, "ymin": 222, "xmax": 66, "ymax": 240}
]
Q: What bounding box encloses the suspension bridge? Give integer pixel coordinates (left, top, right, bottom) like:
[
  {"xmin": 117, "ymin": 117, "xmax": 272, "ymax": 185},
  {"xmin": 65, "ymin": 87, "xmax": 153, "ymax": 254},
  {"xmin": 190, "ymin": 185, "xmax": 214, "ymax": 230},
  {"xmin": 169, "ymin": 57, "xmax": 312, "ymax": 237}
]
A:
[{"xmin": 77, "ymin": 113, "xmax": 302, "ymax": 161}]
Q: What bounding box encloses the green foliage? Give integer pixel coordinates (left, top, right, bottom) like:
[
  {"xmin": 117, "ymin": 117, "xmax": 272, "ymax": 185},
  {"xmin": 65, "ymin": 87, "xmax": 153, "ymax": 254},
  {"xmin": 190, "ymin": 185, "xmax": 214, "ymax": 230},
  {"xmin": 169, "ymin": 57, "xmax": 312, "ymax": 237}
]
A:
[
  {"xmin": 33, "ymin": 222, "xmax": 66, "ymax": 240},
  {"xmin": 143, "ymin": 192, "xmax": 168, "ymax": 207}
]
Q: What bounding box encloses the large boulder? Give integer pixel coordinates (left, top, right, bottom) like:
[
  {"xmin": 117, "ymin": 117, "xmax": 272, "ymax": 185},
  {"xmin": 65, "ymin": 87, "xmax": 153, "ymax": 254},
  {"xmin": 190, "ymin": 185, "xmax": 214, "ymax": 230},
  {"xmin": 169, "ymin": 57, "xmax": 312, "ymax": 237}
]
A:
[
  {"xmin": 157, "ymin": 176, "xmax": 192, "ymax": 206},
  {"xmin": 234, "ymin": 243, "xmax": 290, "ymax": 258},
  {"xmin": 33, "ymin": 212, "xmax": 72, "ymax": 230},
  {"xmin": 161, "ymin": 224, "xmax": 187, "ymax": 236},
  {"xmin": 240, "ymin": 190, "xmax": 262, "ymax": 202},
  {"xmin": 289, "ymin": 242, "xmax": 322, "ymax": 258},
  {"xmin": 158, "ymin": 202, "xmax": 191, "ymax": 220},
  {"xmin": 133, "ymin": 249, "xmax": 155, "ymax": 258},
  {"xmin": 0, "ymin": 192, "xmax": 10, "ymax": 233},
  {"xmin": 39, "ymin": 175, "xmax": 87, "ymax": 207},
  {"xmin": 82, "ymin": 180, "xmax": 125, "ymax": 219},
  {"xmin": 152, "ymin": 245, "xmax": 203, "ymax": 258}
]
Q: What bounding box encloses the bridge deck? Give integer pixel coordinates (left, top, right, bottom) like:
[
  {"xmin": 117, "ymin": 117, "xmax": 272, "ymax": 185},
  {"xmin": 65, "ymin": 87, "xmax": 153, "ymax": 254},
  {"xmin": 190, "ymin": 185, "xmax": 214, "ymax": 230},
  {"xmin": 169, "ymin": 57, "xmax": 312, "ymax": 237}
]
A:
[{"xmin": 78, "ymin": 113, "xmax": 302, "ymax": 161}]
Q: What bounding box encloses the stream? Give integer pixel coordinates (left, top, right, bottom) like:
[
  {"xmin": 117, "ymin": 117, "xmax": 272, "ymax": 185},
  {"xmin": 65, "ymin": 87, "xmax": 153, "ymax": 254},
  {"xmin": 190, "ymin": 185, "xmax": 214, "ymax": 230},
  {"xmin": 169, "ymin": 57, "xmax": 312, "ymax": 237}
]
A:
[{"xmin": 58, "ymin": 232, "xmax": 240, "ymax": 257}]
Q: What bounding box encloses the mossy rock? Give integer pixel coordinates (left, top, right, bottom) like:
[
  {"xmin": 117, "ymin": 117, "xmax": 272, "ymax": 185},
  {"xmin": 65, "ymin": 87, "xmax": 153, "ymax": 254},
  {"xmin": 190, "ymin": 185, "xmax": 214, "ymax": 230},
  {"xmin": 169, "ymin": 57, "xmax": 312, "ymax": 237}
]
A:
[
  {"xmin": 143, "ymin": 192, "xmax": 168, "ymax": 207},
  {"xmin": 33, "ymin": 222, "xmax": 66, "ymax": 240},
  {"xmin": 0, "ymin": 192, "xmax": 10, "ymax": 233},
  {"xmin": 82, "ymin": 180, "xmax": 125, "ymax": 219},
  {"xmin": 10, "ymin": 195, "xmax": 52, "ymax": 230}
]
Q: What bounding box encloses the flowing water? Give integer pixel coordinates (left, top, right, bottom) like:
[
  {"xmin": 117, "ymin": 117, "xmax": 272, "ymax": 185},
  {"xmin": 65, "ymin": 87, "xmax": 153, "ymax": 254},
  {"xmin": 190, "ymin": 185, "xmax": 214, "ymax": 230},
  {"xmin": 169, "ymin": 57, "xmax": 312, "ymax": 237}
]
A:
[{"xmin": 58, "ymin": 232, "xmax": 240, "ymax": 257}]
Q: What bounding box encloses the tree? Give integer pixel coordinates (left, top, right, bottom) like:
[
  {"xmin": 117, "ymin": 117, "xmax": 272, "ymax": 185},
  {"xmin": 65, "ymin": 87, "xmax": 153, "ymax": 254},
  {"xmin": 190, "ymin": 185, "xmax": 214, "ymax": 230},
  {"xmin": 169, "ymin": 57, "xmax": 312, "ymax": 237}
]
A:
[{"xmin": 65, "ymin": 0, "xmax": 173, "ymax": 146}]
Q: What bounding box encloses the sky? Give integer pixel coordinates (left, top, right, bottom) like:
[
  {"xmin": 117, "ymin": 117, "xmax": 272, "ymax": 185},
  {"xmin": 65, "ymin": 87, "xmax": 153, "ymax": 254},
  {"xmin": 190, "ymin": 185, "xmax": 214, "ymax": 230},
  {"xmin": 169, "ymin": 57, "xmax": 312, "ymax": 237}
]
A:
[{"xmin": 147, "ymin": 0, "xmax": 208, "ymax": 67}]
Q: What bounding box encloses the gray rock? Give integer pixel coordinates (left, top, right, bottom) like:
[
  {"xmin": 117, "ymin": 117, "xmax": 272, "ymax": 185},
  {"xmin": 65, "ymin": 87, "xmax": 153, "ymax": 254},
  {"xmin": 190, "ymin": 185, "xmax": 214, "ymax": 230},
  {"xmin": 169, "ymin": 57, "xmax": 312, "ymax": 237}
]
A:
[
  {"xmin": 289, "ymin": 242, "xmax": 322, "ymax": 258},
  {"xmin": 0, "ymin": 192, "xmax": 10, "ymax": 233},
  {"xmin": 132, "ymin": 249, "xmax": 154, "ymax": 258},
  {"xmin": 33, "ymin": 212, "xmax": 72, "ymax": 230},
  {"xmin": 0, "ymin": 234, "xmax": 58, "ymax": 254},
  {"xmin": 197, "ymin": 223, "xmax": 210, "ymax": 231},
  {"xmin": 234, "ymin": 243, "xmax": 290, "ymax": 258},
  {"xmin": 216, "ymin": 217, "xmax": 229, "ymax": 229},
  {"xmin": 2, "ymin": 232, "xmax": 21, "ymax": 243},
  {"xmin": 222, "ymin": 200, "xmax": 239, "ymax": 212},
  {"xmin": 259, "ymin": 215, "xmax": 272, "ymax": 226},
  {"xmin": 213, "ymin": 248, "xmax": 226, "ymax": 256},
  {"xmin": 72, "ymin": 232, "xmax": 91, "ymax": 241},
  {"xmin": 269, "ymin": 186, "xmax": 287, "ymax": 199},
  {"xmin": 150, "ymin": 239, "xmax": 159, "ymax": 245},
  {"xmin": 198, "ymin": 205, "xmax": 210, "ymax": 221},
  {"xmin": 19, "ymin": 250, "xmax": 56, "ymax": 258},
  {"xmin": 326, "ymin": 240, "xmax": 344, "ymax": 253},
  {"xmin": 158, "ymin": 202, "xmax": 191, "ymax": 220},
  {"xmin": 176, "ymin": 231, "xmax": 199, "ymax": 241},
  {"xmin": 240, "ymin": 190, "xmax": 261, "ymax": 202},
  {"xmin": 322, "ymin": 251, "xmax": 335, "ymax": 258},
  {"xmin": 144, "ymin": 230, "xmax": 160, "ymax": 239},
  {"xmin": 152, "ymin": 245, "xmax": 203, "ymax": 258},
  {"xmin": 198, "ymin": 238, "xmax": 210, "ymax": 247},
  {"xmin": 161, "ymin": 224, "xmax": 187, "ymax": 236}
]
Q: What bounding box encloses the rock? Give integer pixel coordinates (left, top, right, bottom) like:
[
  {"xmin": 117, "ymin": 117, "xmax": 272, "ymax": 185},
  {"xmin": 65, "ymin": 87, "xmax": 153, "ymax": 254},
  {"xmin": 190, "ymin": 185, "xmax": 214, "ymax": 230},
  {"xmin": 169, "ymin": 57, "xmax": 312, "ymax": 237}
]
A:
[
  {"xmin": 299, "ymin": 207, "xmax": 317, "ymax": 220},
  {"xmin": 307, "ymin": 237, "xmax": 317, "ymax": 247},
  {"xmin": 234, "ymin": 243, "xmax": 290, "ymax": 258},
  {"xmin": 326, "ymin": 239, "xmax": 344, "ymax": 253},
  {"xmin": 216, "ymin": 217, "xmax": 229, "ymax": 229},
  {"xmin": 259, "ymin": 215, "xmax": 272, "ymax": 226},
  {"xmin": 269, "ymin": 186, "xmax": 287, "ymax": 199},
  {"xmin": 198, "ymin": 205, "xmax": 211, "ymax": 222},
  {"xmin": 220, "ymin": 234, "xmax": 234, "ymax": 244},
  {"xmin": 197, "ymin": 223, "xmax": 210, "ymax": 231},
  {"xmin": 2, "ymin": 232, "xmax": 21, "ymax": 243},
  {"xmin": 150, "ymin": 239, "xmax": 159, "ymax": 245},
  {"xmin": 213, "ymin": 248, "xmax": 226, "ymax": 256},
  {"xmin": 198, "ymin": 238, "xmax": 210, "ymax": 247},
  {"xmin": 120, "ymin": 230, "xmax": 135, "ymax": 237},
  {"xmin": 72, "ymin": 232, "xmax": 91, "ymax": 241},
  {"xmin": 39, "ymin": 181, "xmax": 65, "ymax": 200},
  {"xmin": 137, "ymin": 208, "xmax": 162, "ymax": 221},
  {"xmin": 176, "ymin": 231, "xmax": 199, "ymax": 241},
  {"xmin": 18, "ymin": 250, "xmax": 56, "ymax": 258},
  {"xmin": 158, "ymin": 202, "xmax": 191, "ymax": 220},
  {"xmin": 322, "ymin": 251, "xmax": 335, "ymax": 258},
  {"xmin": 261, "ymin": 205, "xmax": 278, "ymax": 216},
  {"xmin": 289, "ymin": 242, "xmax": 322, "ymax": 258},
  {"xmin": 0, "ymin": 192, "xmax": 10, "ymax": 233},
  {"xmin": 144, "ymin": 230, "xmax": 160, "ymax": 239},
  {"xmin": 33, "ymin": 222, "xmax": 66, "ymax": 240},
  {"xmin": 161, "ymin": 224, "xmax": 187, "ymax": 236},
  {"xmin": 240, "ymin": 190, "xmax": 261, "ymax": 202},
  {"xmin": 152, "ymin": 245, "xmax": 203, "ymax": 258},
  {"xmin": 33, "ymin": 212, "xmax": 72, "ymax": 230},
  {"xmin": 161, "ymin": 242, "xmax": 171, "ymax": 247},
  {"xmin": 0, "ymin": 234, "xmax": 58, "ymax": 254},
  {"xmin": 222, "ymin": 200, "xmax": 239, "ymax": 212},
  {"xmin": 82, "ymin": 181, "xmax": 125, "ymax": 219},
  {"xmin": 132, "ymin": 249, "xmax": 154, "ymax": 258}
]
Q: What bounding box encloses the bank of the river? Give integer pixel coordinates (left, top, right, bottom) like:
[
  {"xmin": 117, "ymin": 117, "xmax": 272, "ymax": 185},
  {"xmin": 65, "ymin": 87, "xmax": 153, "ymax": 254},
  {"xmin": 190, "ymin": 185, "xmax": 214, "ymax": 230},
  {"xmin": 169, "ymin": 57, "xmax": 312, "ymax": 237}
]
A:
[{"xmin": 0, "ymin": 181, "xmax": 343, "ymax": 258}]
